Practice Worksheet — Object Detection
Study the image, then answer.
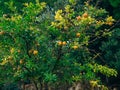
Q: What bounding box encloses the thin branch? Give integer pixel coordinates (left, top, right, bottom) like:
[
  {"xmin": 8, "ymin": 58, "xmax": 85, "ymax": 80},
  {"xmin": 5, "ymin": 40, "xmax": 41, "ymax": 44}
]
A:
[
  {"xmin": 88, "ymin": 48, "xmax": 106, "ymax": 63},
  {"xmin": 95, "ymin": 0, "xmax": 102, "ymax": 7},
  {"xmin": 108, "ymin": 19, "xmax": 120, "ymax": 32}
]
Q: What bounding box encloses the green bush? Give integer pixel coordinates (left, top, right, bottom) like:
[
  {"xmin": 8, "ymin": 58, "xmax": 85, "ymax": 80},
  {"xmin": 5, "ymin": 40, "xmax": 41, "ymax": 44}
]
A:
[{"xmin": 0, "ymin": 0, "xmax": 118, "ymax": 89}]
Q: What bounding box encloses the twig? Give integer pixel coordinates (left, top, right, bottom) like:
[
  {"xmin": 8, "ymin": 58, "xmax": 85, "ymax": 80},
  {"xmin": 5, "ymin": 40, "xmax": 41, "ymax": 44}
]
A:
[{"xmin": 88, "ymin": 48, "xmax": 106, "ymax": 63}]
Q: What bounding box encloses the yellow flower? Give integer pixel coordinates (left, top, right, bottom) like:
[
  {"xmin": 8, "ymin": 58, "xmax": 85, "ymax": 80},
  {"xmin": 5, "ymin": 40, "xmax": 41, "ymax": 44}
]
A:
[
  {"xmin": 55, "ymin": 14, "xmax": 63, "ymax": 21},
  {"xmin": 40, "ymin": 2, "xmax": 46, "ymax": 8},
  {"xmin": 106, "ymin": 16, "xmax": 115, "ymax": 22},
  {"xmin": 96, "ymin": 21, "xmax": 104, "ymax": 25},
  {"xmin": 105, "ymin": 16, "xmax": 115, "ymax": 26},
  {"xmin": 65, "ymin": 5, "xmax": 70, "ymax": 12},
  {"xmin": 17, "ymin": 15, "xmax": 22, "ymax": 20},
  {"xmin": 0, "ymin": 58, "xmax": 8, "ymax": 65},
  {"xmin": 55, "ymin": 10, "xmax": 63, "ymax": 21},
  {"xmin": 10, "ymin": 48, "xmax": 15, "ymax": 54},
  {"xmin": 1, "ymin": 60, "xmax": 8, "ymax": 65},
  {"xmin": 90, "ymin": 80, "xmax": 98, "ymax": 87},
  {"xmin": 30, "ymin": 26, "xmax": 34, "ymax": 30},
  {"xmin": 11, "ymin": 16, "xmax": 15, "ymax": 21},
  {"xmin": 24, "ymin": 3, "xmax": 29, "ymax": 7},
  {"xmin": 51, "ymin": 22, "xmax": 56, "ymax": 26},
  {"xmin": 56, "ymin": 10, "xmax": 63, "ymax": 14}
]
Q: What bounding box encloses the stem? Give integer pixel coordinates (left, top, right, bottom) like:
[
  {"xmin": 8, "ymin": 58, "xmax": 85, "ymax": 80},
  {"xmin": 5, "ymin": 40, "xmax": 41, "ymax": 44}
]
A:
[
  {"xmin": 22, "ymin": 66, "xmax": 39, "ymax": 90},
  {"xmin": 40, "ymin": 82, "xmax": 43, "ymax": 90},
  {"xmin": 32, "ymin": 80, "xmax": 38, "ymax": 90}
]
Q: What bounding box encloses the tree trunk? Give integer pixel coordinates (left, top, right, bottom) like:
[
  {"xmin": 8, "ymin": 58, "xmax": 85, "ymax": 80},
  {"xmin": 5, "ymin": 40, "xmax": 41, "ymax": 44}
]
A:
[{"xmin": 32, "ymin": 80, "xmax": 38, "ymax": 90}]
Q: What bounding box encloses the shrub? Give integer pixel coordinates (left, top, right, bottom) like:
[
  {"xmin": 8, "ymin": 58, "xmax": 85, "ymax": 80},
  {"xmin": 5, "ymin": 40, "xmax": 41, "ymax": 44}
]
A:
[{"xmin": 0, "ymin": 0, "xmax": 118, "ymax": 89}]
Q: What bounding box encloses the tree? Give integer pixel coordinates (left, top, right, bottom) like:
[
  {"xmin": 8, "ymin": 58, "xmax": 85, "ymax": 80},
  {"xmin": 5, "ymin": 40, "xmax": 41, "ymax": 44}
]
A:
[{"xmin": 0, "ymin": 0, "xmax": 118, "ymax": 90}]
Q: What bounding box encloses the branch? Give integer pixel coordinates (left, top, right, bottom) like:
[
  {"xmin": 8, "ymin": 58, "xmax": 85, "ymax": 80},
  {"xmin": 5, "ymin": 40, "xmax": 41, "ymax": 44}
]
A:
[{"xmin": 88, "ymin": 48, "xmax": 106, "ymax": 63}]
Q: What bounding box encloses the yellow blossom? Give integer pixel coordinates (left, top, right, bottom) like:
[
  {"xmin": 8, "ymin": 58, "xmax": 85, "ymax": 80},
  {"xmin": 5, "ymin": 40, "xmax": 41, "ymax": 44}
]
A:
[
  {"xmin": 24, "ymin": 3, "xmax": 29, "ymax": 7},
  {"xmin": 10, "ymin": 48, "xmax": 15, "ymax": 54},
  {"xmin": 55, "ymin": 14, "xmax": 63, "ymax": 21},
  {"xmin": 40, "ymin": 2, "xmax": 46, "ymax": 8},
  {"xmin": 105, "ymin": 16, "xmax": 115, "ymax": 26},
  {"xmin": 51, "ymin": 22, "xmax": 57, "ymax": 26},
  {"xmin": 0, "ymin": 58, "xmax": 8, "ymax": 65},
  {"xmin": 55, "ymin": 10, "xmax": 63, "ymax": 21},
  {"xmin": 90, "ymin": 80, "xmax": 99, "ymax": 87},
  {"xmin": 56, "ymin": 10, "xmax": 63, "ymax": 14},
  {"xmin": 17, "ymin": 15, "xmax": 22, "ymax": 20},
  {"xmin": 65, "ymin": 5, "xmax": 71, "ymax": 12},
  {"xmin": 96, "ymin": 21, "xmax": 104, "ymax": 25},
  {"xmin": 106, "ymin": 16, "xmax": 115, "ymax": 22},
  {"xmin": 11, "ymin": 16, "xmax": 15, "ymax": 21},
  {"xmin": 30, "ymin": 26, "xmax": 34, "ymax": 30}
]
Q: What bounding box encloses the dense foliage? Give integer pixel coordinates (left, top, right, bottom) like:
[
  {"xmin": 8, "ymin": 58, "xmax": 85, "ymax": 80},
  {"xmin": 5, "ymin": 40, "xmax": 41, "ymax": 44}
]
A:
[{"xmin": 0, "ymin": 0, "xmax": 119, "ymax": 90}]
